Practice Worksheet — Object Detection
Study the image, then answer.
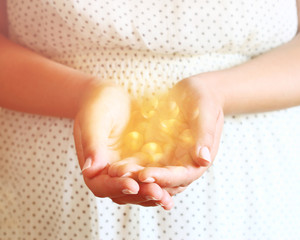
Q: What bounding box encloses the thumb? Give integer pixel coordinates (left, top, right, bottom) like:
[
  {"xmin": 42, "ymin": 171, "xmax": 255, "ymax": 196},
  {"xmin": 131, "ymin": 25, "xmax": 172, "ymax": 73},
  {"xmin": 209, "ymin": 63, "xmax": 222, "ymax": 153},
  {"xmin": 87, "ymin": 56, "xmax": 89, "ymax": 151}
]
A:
[
  {"xmin": 74, "ymin": 113, "xmax": 117, "ymax": 179},
  {"xmin": 73, "ymin": 83, "xmax": 131, "ymax": 179},
  {"xmin": 189, "ymin": 100, "xmax": 223, "ymax": 167}
]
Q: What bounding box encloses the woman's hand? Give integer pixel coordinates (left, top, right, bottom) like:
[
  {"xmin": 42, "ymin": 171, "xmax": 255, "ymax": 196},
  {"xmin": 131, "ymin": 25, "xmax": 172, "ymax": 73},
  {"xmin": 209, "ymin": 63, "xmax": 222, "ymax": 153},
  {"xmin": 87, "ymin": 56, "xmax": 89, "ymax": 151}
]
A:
[
  {"xmin": 173, "ymin": 75, "xmax": 224, "ymax": 165},
  {"xmin": 138, "ymin": 75, "xmax": 224, "ymax": 188},
  {"xmin": 107, "ymin": 75, "xmax": 224, "ymax": 195},
  {"xmin": 73, "ymin": 81, "xmax": 173, "ymax": 209}
]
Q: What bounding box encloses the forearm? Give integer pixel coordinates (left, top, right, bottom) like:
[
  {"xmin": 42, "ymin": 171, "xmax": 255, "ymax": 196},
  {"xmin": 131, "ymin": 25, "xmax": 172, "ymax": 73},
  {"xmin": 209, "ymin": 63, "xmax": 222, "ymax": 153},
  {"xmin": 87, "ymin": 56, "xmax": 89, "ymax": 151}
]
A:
[
  {"xmin": 0, "ymin": 34, "xmax": 95, "ymax": 118},
  {"xmin": 202, "ymin": 34, "xmax": 300, "ymax": 115}
]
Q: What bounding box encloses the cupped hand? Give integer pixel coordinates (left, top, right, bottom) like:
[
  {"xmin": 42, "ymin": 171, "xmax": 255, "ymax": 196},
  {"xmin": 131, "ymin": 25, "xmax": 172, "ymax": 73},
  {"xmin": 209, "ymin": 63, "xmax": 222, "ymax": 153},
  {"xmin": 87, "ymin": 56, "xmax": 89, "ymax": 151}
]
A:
[
  {"xmin": 73, "ymin": 81, "xmax": 173, "ymax": 209},
  {"xmin": 108, "ymin": 75, "xmax": 224, "ymax": 194},
  {"xmin": 139, "ymin": 75, "xmax": 224, "ymax": 188}
]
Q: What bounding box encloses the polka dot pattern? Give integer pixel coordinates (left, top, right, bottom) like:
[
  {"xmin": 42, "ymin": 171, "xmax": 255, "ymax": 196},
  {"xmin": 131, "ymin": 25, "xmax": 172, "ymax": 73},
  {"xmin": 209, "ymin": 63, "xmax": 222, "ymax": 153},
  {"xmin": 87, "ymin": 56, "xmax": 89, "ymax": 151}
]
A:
[
  {"xmin": 6, "ymin": 0, "xmax": 298, "ymax": 57},
  {"xmin": 1, "ymin": 0, "xmax": 300, "ymax": 239}
]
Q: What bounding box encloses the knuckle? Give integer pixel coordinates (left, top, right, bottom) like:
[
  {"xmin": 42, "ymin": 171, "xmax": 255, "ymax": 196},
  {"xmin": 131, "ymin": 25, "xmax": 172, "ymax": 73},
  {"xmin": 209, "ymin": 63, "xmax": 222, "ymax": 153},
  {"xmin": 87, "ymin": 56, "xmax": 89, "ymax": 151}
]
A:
[
  {"xmin": 174, "ymin": 186, "xmax": 187, "ymax": 194},
  {"xmin": 90, "ymin": 186, "xmax": 106, "ymax": 198},
  {"xmin": 164, "ymin": 179, "xmax": 172, "ymax": 186},
  {"xmin": 93, "ymin": 191, "xmax": 105, "ymax": 198}
]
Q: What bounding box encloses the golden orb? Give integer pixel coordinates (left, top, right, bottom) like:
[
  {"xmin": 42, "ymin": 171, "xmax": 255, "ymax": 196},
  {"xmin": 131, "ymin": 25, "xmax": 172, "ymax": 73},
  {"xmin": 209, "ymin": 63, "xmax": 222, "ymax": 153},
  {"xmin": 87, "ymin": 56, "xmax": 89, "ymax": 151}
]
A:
[
  {"xmin": 123, "ymin": 131, "xmax": 144, "ymax": 154},
  {"xmin": 140, "ymin": 97, "xmax": 159, "ymax": 119},
  {"xmin": 159, "ymin": 119, "xmax": 186, "ymax": 136},
  {"xmin": 158, "ymin": 100, "xmax": 180, "ymax": 119},
  {"xmin": 141, "ymin": 142, "xmax": 163, "ymax": 156}
]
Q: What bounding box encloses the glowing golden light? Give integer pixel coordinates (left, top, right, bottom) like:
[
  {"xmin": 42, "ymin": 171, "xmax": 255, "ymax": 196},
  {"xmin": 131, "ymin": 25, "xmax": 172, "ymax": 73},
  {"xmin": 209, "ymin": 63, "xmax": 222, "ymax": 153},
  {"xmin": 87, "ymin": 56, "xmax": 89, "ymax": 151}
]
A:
[
  {"xmin": 158, "ymin": 100, "xmax": 180, "ymax": 119},
  {"xmin": 121, "ymin": 94, "xmax": 196, "ymax": 165},
  {"xmin": 136, "ymin": 121, "xmax": 148, "ymax": 133},
  {"xmin": 159, "ymin": 118, "xmax": 186, "ymax": 136},
  {"xmin": 178, "ymin": 129, "xmax": 195, "ymax": 149},
  {"xmin": 141, "ymin": 97, "xmax": 159, "ymax": 119},
  {"xmin": 150, "ymin": 153, "xmax": 164, "ymax": 163},
  {"xmin": 141, "ymin": 142, "xmax": 162, "ymax": 155},
  {"xmin": 123, "ymin": 131, "xmax": 144, "ymax": 154}
]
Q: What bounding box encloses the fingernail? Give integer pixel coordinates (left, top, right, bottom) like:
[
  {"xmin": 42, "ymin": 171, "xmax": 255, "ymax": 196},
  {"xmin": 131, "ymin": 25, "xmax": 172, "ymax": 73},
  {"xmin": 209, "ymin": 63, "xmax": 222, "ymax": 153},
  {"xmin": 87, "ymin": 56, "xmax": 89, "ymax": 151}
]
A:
[
  {"xmin": 146, "ymin": 196, "xmax": 159, "ymax": 201},
  {"xmin": 197, "ymin": 146, "xmax": 211, "ymax": 163},
  {"xmin": 122, "ymin": 189, "xmax": 136, "ymax": 195},
  {"xmin": 155, "ymin": 203, "xmax": 165, "ymax": 207},
  {"xmin": 121, "ymin": 172, "xmax": 132, "ymax": 178},
  {"xmin": 164, "ymin": 201, "xmax": 174, "ymax": 210},
  {"xmin": 142, "ymin": 177, "xmax": 155, "ymax": 183},
  {"xmin": 82, "ymin": 157, "xmax": 92, "ymax": 172}
]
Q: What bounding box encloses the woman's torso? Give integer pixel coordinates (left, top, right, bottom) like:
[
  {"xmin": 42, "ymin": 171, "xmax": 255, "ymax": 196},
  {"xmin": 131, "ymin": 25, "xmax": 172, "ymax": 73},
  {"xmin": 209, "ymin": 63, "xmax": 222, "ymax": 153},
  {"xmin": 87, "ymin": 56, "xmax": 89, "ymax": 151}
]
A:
[
  {"xmin": 1, "ymin": 1, "xmax": 300, "ymax": 239},
  {"xmin": 6, "ymin": 0, "xmax": 298, "ymax": 96}
]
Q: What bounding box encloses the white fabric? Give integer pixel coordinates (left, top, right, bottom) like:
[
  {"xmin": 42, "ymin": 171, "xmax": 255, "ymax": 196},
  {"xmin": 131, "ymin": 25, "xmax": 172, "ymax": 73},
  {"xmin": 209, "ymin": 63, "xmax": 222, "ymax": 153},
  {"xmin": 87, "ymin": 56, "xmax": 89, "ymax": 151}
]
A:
[{"xmin": 1, "ymin": 0, "xmax": 300, "ymax": 239}]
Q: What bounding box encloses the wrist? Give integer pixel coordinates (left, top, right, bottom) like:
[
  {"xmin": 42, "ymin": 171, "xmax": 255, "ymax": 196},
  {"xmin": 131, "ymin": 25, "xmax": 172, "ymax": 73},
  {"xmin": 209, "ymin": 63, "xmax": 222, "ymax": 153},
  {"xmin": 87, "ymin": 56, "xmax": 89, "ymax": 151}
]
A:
[
  {"xmin": 77, "ymin": 79, "xmax": 131, "ymax": 119},
  {"xmin": 77, "ymin": 78, "xmax": 112, "ymax": 113},
  {"xmin": 192, "ymin": 72, "xmax": 227, "ymax": 114}
]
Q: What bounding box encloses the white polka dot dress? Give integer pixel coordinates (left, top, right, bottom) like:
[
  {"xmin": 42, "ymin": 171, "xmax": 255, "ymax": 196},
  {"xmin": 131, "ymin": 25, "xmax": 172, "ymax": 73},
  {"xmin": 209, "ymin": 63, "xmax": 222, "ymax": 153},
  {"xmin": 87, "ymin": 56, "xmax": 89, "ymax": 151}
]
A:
[{"xmin": 1, "ymin": 0, "xmax": 300, "ymax": 239}]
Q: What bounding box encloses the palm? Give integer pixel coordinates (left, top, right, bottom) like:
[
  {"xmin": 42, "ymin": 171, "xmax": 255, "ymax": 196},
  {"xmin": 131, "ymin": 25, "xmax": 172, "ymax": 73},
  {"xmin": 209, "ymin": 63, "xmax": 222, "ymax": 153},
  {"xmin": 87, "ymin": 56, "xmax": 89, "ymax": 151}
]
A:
[
  {"xmin": 108, "ymin": 78, "xmax": 223, "ymax": 195},
  {"xmin": 74, "ymin": 83, "xmax": 132, "ymax": 175},
  {"xmin": 109, "ymin": 142, "xmax": 207, "ymax": 188},
  {"xmin": 74, "ymin": 84, "xmax": 174, "ymax": 208},
  {"xmin": 107, "ymin": 94, "xmax": 207, "ymax": 195}
]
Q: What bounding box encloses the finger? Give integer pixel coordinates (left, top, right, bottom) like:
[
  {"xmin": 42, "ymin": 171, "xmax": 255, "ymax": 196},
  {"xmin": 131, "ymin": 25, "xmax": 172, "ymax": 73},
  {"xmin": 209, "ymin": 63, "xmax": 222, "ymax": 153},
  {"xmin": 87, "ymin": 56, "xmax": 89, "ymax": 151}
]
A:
[
  {"xmin": 84, "ymin": 172, "xmax": 139, "ymax": 198},
  {"xmin": 189, "ymin": 99, "xmax": 222, "ymax": 166},
  {"xmin": 111, "ymin": 199, "xmax": 169, "ymax": 209},
  {"xmin": 170, "ymin": 83, "xmax": 215, "ymax": 167},
  {"xmin": 74, "ymin": 117, "xmax": 115, "ymax": 179},
  {"xmin": 111, "ymin": 198, "xmax": 158, "ymax": 207},
  {"xmin": 108, "ymin": 156, "xmax": 146, "ymax": 178},
  {"xmin": 210, "ymin": 110, "xmax": 224, "ymax": 160},
  {"xmin": 76, "ymin": 85, "xmax": 131, "ymax": 179},
  {"xmin": 73, "ymin": 117, "xmax": 86, "ymax": 170},
  {"xmin": 111, "ymin": 184, "xmax": 174, "ymax": 210},
  {"xmin": 159, "ymin": 189, "xmax": 174, "ymax": 210},
  {"xmin": 138, "ymin": 165, "xmax": 206, "ymax": 188},
  {"xmin": 139, "ymin": 183, "xmax": 167, "ymax": 202},
  {"xmin": 164, "ymin": 186, "xmax": 187, "ymax": 196},
  {"xmin": 111, "ymin": 183, "xmax": 164, "ymax": 203},
  {"xmin": 79, "ymin": 111, "xmax": 118, "ymax": 178}
]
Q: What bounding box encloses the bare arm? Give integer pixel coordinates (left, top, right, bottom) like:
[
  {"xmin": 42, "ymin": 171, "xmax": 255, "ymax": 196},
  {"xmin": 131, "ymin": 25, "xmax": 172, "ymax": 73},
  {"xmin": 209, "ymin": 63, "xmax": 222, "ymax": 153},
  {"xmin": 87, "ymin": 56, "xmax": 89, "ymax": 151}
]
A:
[
  {"xmin": 207, "ymin": 33, "xmax": 300, "ymax": 115},
  {"xmin": 140, "ymin": 2, "xmax": 300, "ymax": 189},
  {"xmin": 200, "ymin": 1, "xmax": 300, "ymax": 115},
  {"xmin": 0, "ymin": 0, "xmax": 173, "ymax": 207},
  {"xmin": 0, "ymin": 0, "xmax": 7, "ymax": 36},
  {"xmin": 0, "ymin": 0, "xmax": 94, "ymax": 118}
]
